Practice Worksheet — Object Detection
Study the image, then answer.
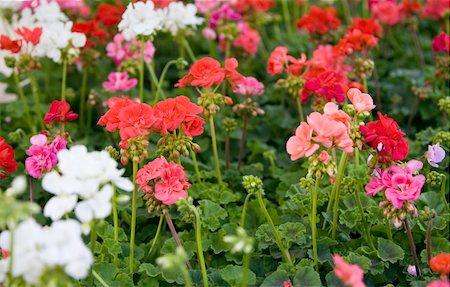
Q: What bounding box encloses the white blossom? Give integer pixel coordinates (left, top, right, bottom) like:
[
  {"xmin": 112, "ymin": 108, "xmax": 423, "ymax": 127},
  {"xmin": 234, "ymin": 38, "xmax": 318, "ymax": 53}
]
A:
[
  {"xmin": 118, "ymin": 1, "xmax": 163, "ymax": 40},
  {"xmin": 75, "ymin": 184, "xmax": 114, "ymax": 223},
  {"xmin": 161, "ymin": 2, "xmax": 203, "ymax": 36},
  {"xmin": 5, "ymin": 175, "xmax": 28, "ymax": 196}
]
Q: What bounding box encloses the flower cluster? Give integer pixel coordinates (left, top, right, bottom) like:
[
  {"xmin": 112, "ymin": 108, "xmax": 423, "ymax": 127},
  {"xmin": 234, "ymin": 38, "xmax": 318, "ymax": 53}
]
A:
[
  {"xmin": 103, "ymin": 71, "xmax": 138, "ymax": 92},
  {"xmin": 25, "ymin": 134, "xmax": 67, "ymax": 178},
  {"xmin": 136, "ymin": 156, "xmax": 190, "ymax": 205},
  {"xmin": 0, "ymin": 219, "xmax": 93, "ymax": 284},
  {"xmin": 43, "ymin": 99, "xmax": 78, "ymax": 125},
  {"xmin": 0, "ymin": 137, "xmax": 18, "ymax": 178},
  {"xmin": 334, "ymin": 18, "xmax": 381, "ymax": 56},
  {"xmin": 42, "ymin": 145, "xmax": 132, "ymax": 222},
  {"xmin": 296, "ymin": 6, "xmax": 341, "ymax": 37},
  {"xmin": 106, "ymin": 33, "xmax": 155, "ymax": 66}
]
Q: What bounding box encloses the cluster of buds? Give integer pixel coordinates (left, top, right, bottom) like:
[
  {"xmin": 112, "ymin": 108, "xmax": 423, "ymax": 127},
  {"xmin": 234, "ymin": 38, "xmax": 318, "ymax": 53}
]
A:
[
  {"xmin": 7, "ymin": 129, "xmax": 26, "ymax": 144},
  {"xmin": 156, "ymin": 133, "xmax": 200, "ymax": 161},
  {"xmin": 349, "ymin": 122, "xmax": 365, "ymax": 150},
  {"xmin": 104, "ymin": 145, "xmax": 120, "ymax": 161},
  {"xmin": 299, "ymin": 177, "xmax": 314, "ymax": 191},
  {"xmin": 306, "ymin": 151, "xmax": 336, "ymax": 181},
  {"xmin": 340, "ymin": 176, "xmax": 357, "ymax": 194},
  {"xmin": 143, "ymin": 192, "xmax": 169, "ymax": 215},
  {"xmin": 198, "ymin": 92, "xmax": 233, "ymax": 117},
  {"xmin": 310, "ymin": 96, "xmax": 329, "ymax": 113},
  {"xmin": 438, "ymin": 96, "xmax": 450, "ymax": 115},
  {"xmin": 88, "ymin": 89, "xmax": 101, "ymax": 106},
  {"xmin": 119, "ymin": 58, "xmax": 140, "ymax": 76},
  {"xmin": 242, "ymin": 175, "xmax": 263, "ymax": 195},
  {"xmin": 350, "ymin": 58, "xmax": 374, "ymax": 81},
  {"xmin": 276, "ymin": 75, "xmax": 304, "ymax": 98},
  {"xmin": 434, "ymin": 55, "xmax": 449, "ymax": 80},
  {"xmin": 176, "ymin": 197, "xmax": 196, "ymax": 224},
  {"xmin": 433, "ymin": 131, "xmax": 450, "ymax": 148},
  {"xmin": 411, "ymin": 85, "xmax": 432, "ymax": 101},
  {"xmin": 379, "ymin": 200, "xmax": 418, "ymax": 228},
  {"xmin": 223, "ymin": 117, "xmax": 238, "ymax": 132},
  {"xmin": 232, "ymin": 97, "xmax": 264, "ymax": 117},
  {"xmin": 367, "ymin": 153, "xmax": 395, "ymax": 173},
  {"xmin": 120, "ymin": 135, "xmax": 149, "ymax": 165},
  {"xmin": 419, "ymin": 206, "xmax": 436, "ymax": 222},
  {"xmin": 78, "ymin": 48, "xmax": 101, "ymax": 70},
  {"xmin": 156, "ymin": 246, "xmax": 188, "ymax": 271},
  {"xmin": 426, "ymin": 171, "xmax": 445, "ymax": 187},
  {"xmin": 223, "ymin": 227, "xmax": 254, "ymax": 254}
]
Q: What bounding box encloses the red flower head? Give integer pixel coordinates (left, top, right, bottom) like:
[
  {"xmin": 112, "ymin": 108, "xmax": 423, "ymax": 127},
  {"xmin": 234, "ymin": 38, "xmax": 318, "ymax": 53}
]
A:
[
  {"xmin": 348, "ymin": 18, "xmax": 382, "ymax": 37},
  {"xmin": 15, "ymin": 27, "xmax": 43, "ymax": 45},
  {"xmin": 429, "ymin": 253, "xmax": 450, "ymax": 277},
  {"xmin": 117, "ymin": 103, "xmax": 155, "ymax": 146},
  {"xmin": 224, "ymin": 58, "xmax": 245, "ymax": 89},
  {"xmin": 95, "ymin": 2, "xmax": 125, "ymax": 27},
  {"xmin": 234, "ymin": 0, "xmax": 274, "ymax": 13},
  {"xmin": 267, "ymin": 46, "xmax": 289, "ymax": 75},
  {"xmin": 296, "ymin": 6, "xmax": 341, "ymax": 34},
  {"xmin": 72, "ymin": 20, "xmax": 108, "ymax": 48},
  {"xmin": 334, "ymin": 29, "xmax": 378, "ymax": 56},
  {"xmin": 176, "ymin": 57, "xmax": 225, "ymax": 89},
  {"xmin": 421, "ymin": 0, "xmax": 449, "ymax": 20},
  {"xmin": 98, "ymin": 97, "xmax": 135, "ymax": 132},
  {"xmin": 399, "ymin": 1, "xmax": 421, "ymax": 19},
  {"xmin": 0, "ymin": 34, "xmax": 22, "ymax": 53},
  {"xmin": 359, "ymin": 112, "xmax": 409, "ymax": 161},
  {"xmin": 0, "ymin": 137, "xmax": 18, "ymax": 178},
  {"xmin": 432, "ymin": 32, "xmax": 450, "ymax": 53},
  {"xmin": 44, "ymin": 99, "xmax": 78, "ymax": 125},
  {"xmin": 301, "ymin": 68, "xmax": 348, "ymax": 103}
]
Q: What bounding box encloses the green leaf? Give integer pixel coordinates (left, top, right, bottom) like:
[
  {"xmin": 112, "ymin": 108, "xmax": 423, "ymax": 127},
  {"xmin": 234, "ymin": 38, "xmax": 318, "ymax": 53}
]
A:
[
  {"xmin": 377, "ymin": 238, "xmax": 405, "ymax": 263},
  {"xmin": 199, "ymin": 199, "xmax": 228, "ymax": 231},
  {"xmin": 138, "ymin": 263, "xmax": 160, "ymax": 277},
  {"xmin": 260, "ymin": 270, "xmax": 290, "ymax": 287},
  {"xmin": 279, "ymin": 222, "xmax": 306, "ymax": 247},
  {"xmin": 344, "ymin": 253, "xmax": 372, "ymax": 273},
  {"xmin": 93, "ymin": 262, "xmax": 119, "ymax": 285},
  {"xmin": 137, "ymin": 278, "xmax": 159, "ymax": 287},
  {"xmin": 101, "ymin": 238, "xmax": 122, "ymax": 257},
  {"xmin": 293, "ymin": 266, "xmax": 322, "ymax": 287},
  {"xmin": 255, "ymin": 223, "xmax": 275, "ymax": 250},
  {"xmin": 111, "ymin": 273, "xmax": 134, "ymax": 287},
  {"xmin": 219, "ymin": 265, "xmax": 256, "ymax": 286},
  {"xmin": 210, "ymin": 229, "xmax": 230, "ymax": 254}
]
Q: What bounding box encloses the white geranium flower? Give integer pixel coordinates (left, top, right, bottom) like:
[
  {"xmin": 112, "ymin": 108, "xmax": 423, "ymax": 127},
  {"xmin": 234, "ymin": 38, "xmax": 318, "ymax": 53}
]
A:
[
  {"xmin": 5, "ymin": 175, "xmax": 27, "ymax": 196},
  {"xmin": 162, "ymin": 2, "xmax": 204, "ymax": 36},
  {"xmin": 0, "ymin": 259, "xmax": 8, "ymax": 282},
  {"xmin": 32, "ymin": 1, "xmax": 68, "ymax": 25},
  {"xmin": 75, "ymin": 184, "xmax": 114, "ymax": 222},
  {"xmin": 118, "ymin": 1, "xmax": 163, "ymax": 40}
]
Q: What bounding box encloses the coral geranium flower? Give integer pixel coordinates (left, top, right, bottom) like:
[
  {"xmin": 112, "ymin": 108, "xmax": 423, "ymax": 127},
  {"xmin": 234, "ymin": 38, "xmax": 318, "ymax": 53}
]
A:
[{"xmin": 430, "ymin": 253, "xmax": 450, "ymax": 277}]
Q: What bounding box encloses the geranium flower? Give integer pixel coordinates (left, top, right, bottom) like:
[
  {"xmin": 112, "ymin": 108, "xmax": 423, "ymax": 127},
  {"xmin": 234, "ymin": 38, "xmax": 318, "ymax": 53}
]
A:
[
  {"xmin": 44, "ymin": 99, "xmax": 78, "ymax": 125},
  {"xmin": 160, "ymin": 2, "xmax": 203, "ymax": 36},
  {"xmin": 371, "ymin": 1, "xmax": 401, "ymax": 25},
  {"xmin": 233, "ymin": 77, "xmax": 264, "ymax": 96},
  {"xmin": 0, "ymin": 35, "xmax": 22, "ymax": 53},
  {"xmin": 25, "ymin": 134, "xmax": 67, "ymax": 178},
  {"xmin": 233, "ymin": 22, "xmax": 261, "ymax": 55},
  {"xmin": 267, "ymin": 46, "xmax": 289, "ymax": 75},
  {"xmin": 15, "ymin": 27, "xmax": 43, "ymax": 45},
  {"xmin": 333, "ymin": 254, "xmax": 366, "ymax": 287},
  {"xmin": 286, "ymin": 122, "xmax": 320, "ymax": 160},
  {"xmin": 347, "ymin": 88, "xmax": 376, "ymax": 113},
  {"xmin": 103, "ymin": 72, "xmax": 138, "ymax": 92},
  {"xmin": 118, "ymin": 1, "xmax": 163, "ymax": 40},
  {"xmin": 347, "ymin": 18, "xmax": 382, "ymax": 37},
  {"xmin": 72, "ymin": 20, "xmax": 108, "ymax": 48},
  {"xmin": 426, "ymin": 143, "xmax": 446, "ymax": 167},
  {"xmin": 296, "ymin": 6, "xmax": 341, "ymax": 34},
  {"xmin": 106, "ymin": 33, "xmax": 156, "ymax": 66},
  {"xmin": 195, "ymin": 0, "xmax": 220, "ymax": 13},
  {"xmin": 176, "ymin": 57, "xmax": 225, "ymax": 88},
  {"xmin": 432, "ymin": 32, "xmax": 450, "ymax": 53},
  {"xmin": 95, "ymin": 2, "xmax": 125, "ymax": 27},
  {"xmin": 426, "ymin": 280, "xmax": 450, "ymax": 287},
  {"xmin": 233, "ymin": 0, "xmax": 274, "ymax": 13},
  {"xmin": 421, "ymin": 0, "xmax": 449, "ymax": 20},
  {"xmin": 224, "ymin": 58, "xmax": 245, "ymax": 89},
  {"xmin": 209, "ymin": 4, "xmax": 241, "ymax": 30},
  {"xmin": 334, "ymin": 29, "xmax": 378, "ymax": 56},
  {"xmin": 117, "ymin": 103, "xmax": 155, "ymax": 146},
  {"xmin": 98, "ymin": 97, "xmax": 135, "ymax": 132},
  {"xmin": 0, "ymin": 137, "xmax": 18, "ymax": 178},
  {"xmin": 360, "ymin": 112, "xmax": 409, "ymax": 162},
  {"xmin": 301, "ymin": 68, "xmax": 348, "ymax": 103},
  {"xmin": 429, "ymin": 253, "xmax": 450, "ymax": 277}
]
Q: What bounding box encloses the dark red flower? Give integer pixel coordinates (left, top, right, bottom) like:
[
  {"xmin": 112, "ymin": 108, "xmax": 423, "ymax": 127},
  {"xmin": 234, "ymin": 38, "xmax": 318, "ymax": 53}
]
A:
[
  {"xmin": 0, "ymin": 137, "xmax": 18, "ymax": 179},
  {"xmin": 95, "ymin": 2, "xmax": 125, "ymax": 27},
  {"xmin": 44, "ymin": 99, "xmax": 79, "ymax": 125},
  {"xmin": 0, "ymin": 34, "xmax": 22, "ymax": 53},
  {"xmin": 15, "ymin": 27, "xmax": 43, "ymax": 45},
  {"xmin": 359, "ymin": 112, "xmax": 409, "ymax": 161},
  {"xmin": 296, "ymin": 6, "xmax": 341, "ymax": 34},
  {"xmin": 432, "ymin": 32, "xmax": 450, "ymax": 53},
  {"xmin": 72, "ymin": 20, "xmax": 108, "ymax": 48}
]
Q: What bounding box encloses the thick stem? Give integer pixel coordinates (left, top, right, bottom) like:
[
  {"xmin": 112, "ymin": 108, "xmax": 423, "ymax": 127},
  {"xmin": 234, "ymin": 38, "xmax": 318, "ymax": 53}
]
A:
[
  {"xmin": 256, "ymin": 189, "xmax": 293, "ymax": 266},
  {"xmin": 92, "ymin": 270, "xmax": 109, "ymax": 287},
  {"xmin": 129, "ymin": 160, "xmax": 138, "ymax": 274},
  {"xmin": 240, "ymin": 253, "xmax": 250, "ymax": 287},
  {"xmin": 440, "ymin": 175, "xmax": 449, "ymax": 213},
  {"xmin": 311, "ymin": 177, "xmax": 319, "ymax": 271},
  {"xmin": 183, "ymin": 38, "xmax": 197, "ymax": 63},
  {"xmin": 61, "ymin": 59, "xmax": 67, "ymax": 100},
  {"xmin": 362, "ymin": 0, "xmax": 369, "ymax": 18},
  {"xmin": 209, "ymin": 115, "xmax": 222, "ymax": 184},
  {"xmin": 331, "ymin": 152, "xmax": 348, "ymax": 239},
  {"xmin": 239, "ymin": 193, "xmax": 253, "ymax": 228},
  {"xmin": 79, "ymin": 67, "xmax": 88, "ymax": 134},
  {"xmin": 296, "ymin": 97, "xmax": 304, "ymax": 122},
  {"xmin": 404, "ymin": 219, "xmax": 421, "ymax": 277},
  {"xmin": 191, "ymin": 207, "xmax": 208, "ymax": 287},
  {"xmin": 164, "ymin": 210, "xmax": 193, "ymax": 270},
  {"xmin": 29, "ymin": 177, "xmax": 34, "ymax": 203},
  {"xmin": 139, "ymin": 40, "xmax": 145, "ymax": 103},
  {"xmin": 28, "ymin": 71, "xmax": 44, "ymax": 130},
  {"xmin": 225, "ymin": 131, "xmax": 230, "ymax": 170},
  {"xmin": 181, "ymin": 266, "xmax": 193, "ymax": 287},
  {"xmin": 426, "ymin": 219, "xmax": 433, "ymax": 263},
  {"xmin": 89, "ymin": 220, "xmax": 97, "ymax": 287},
  {"xmin": 190, "ymin": 148, "xmax": 201, "ymax": 183},
  {"xmin": 237, "ymin": 113, "xmax": 248, "ymax": 171},
  {"xmin": 145, "ymin": 214, "xmax": 164, "ymax": 261},
  {"xmin": 362, "ymin": 76, "xmax": 368, "ymax": 94},
  {"xmin": 112, "ymin": 184, "xmax": 119, "ymax": 265},
  {"xmin": 354, "ymin": 186, "xmax": 376, "ymax": 251},
  {"xmin": 324, "ymin": 152, "xmax": 346, "ymax": 228},
  {"xmin": 410, "ymin": 25, "xmax": 425, "ymax": 69},
  {"xmin": 14, "ymin": 73, "xmax": 35, "ymax": 134}
]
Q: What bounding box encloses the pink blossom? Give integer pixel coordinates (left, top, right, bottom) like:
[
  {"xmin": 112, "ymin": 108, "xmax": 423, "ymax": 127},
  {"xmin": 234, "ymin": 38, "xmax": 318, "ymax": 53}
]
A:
[
  {"xmin": 407, "ymin": 265, "xmax": 418, "ymax": 277},
  {"xmin": 432, "ymin": 32, "xmax": 450, "ymax": 53},
  {"xmin": 195, "ymin": 0, "xmax": 220, "ymax": 13},
  {"xmin": 426, "ymin": 143, "xmax": 446, "ymax": 167},
  {"xmin": 323, "ymin": 102, "xmax": 352, "ymax": 131},
  {"xmin": 426, "ymin": 280, "xmax": 450, "ymax": 287},
  {"xmin": 202, "ymin": 28, "xmax": 217, "ymax": 40},
  {"xmin": 319, "ymin": 150, "xmax": 331, "ymax": 163},
  {"xmin": 347, "ymin": 88, "xmax": 376, "ymax": 113},
  {"xmin": 333, "ymin": 254, "xmax": 366, "ymax": 287},
  {"xmin": 283, "ymin": 280, "xmax": 293, "ymax": 287},
  {"xmin": 371, "ymin": 1, "xmax": 401, "ymax": 25},
  {"xmin": 310, "ymin": 45, "xmax": 351, "ymax": 74},
  {"xmin": 233, "ymin": 22, "xmax": 261, "ymax": 55},
  {"xmin": 209, "ymin": 4, "xmax": 241, "ymax": 29},
  {"xmin": 106, "ymin": 33, "xmax": 156, "ymax": 66},
  {"xmin": 25, "ymin": 135, "xmax": 66, "ymax": 178},
  {"xmin": 20, "ymin": 0, "xmax": 90, "ymax": 17},
  {"xmin": 421, "ymin": 0, "xmax": 450, "ymax": 20},
  {"xmin": 103, "ymin": 72, "xmax": 138, "ymax": 92},
  {"xmin": 286, "ymin": 122, "xmax": 320, "ymax": 160},
  {"xmin": 233, "ymin": 77, "xmax": 264, "ymax": 96}
]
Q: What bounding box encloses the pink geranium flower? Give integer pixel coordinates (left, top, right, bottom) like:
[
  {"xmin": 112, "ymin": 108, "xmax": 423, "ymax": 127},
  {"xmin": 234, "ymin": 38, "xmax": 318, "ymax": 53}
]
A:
[
  {"xmin": 286, "ymin": 122, "xmax": 320, "ymax": 160},
  {"xmin": 347, "ymin": 88, "xmax": 376, "ymax": 113},
  {"xmin": 25, "ymin": 134, "xmax": 67, "ymax": 178},
  {"xmin": 333, "ymin": 254, "xmax": 366, "ymax": 287},
  {"xmin": 371, "ymin": 1, "xmax": 401, "ymax": 25},
  {"xmin": 426, "ymin": 143, "xmax": 446, "ymax": 167},
  {"xmin": 233, "ymin": 77, "xmax": 264, "ymax": 96},
  {"xmin": 106, "ymin": 33, "xmax": 155, "ymax": 66},
  {"xmin": 103, "ymin": 72, "xmax": 138, "ymax": 92},
  {"xmin": 432, "ymin": 32, "xmax": 450, "ymax": 53}
]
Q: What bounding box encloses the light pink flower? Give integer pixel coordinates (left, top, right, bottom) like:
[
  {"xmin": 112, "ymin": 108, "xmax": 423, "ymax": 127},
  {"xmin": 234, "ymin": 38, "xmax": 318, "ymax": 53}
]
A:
[
  {"xmin": 426, "ymin": 143, "xmax": 446, "ymax": 167},
  {"xmin": 333, "ymin": 254, "xmax": 366, "ymax": 287},
  {"xmin": 323, "ymin": 102, "xmax": 352, "ymax": 131},
  {"xmin": 103, "ymin": 72, "xmax": 138, "ymax": 92},
  {"xmin": 106, "ymin": 33, "xmax": 156, "ymax": 66},
  {"xmin": 233, "ymin": 77, "xmax": 264, "ymax": 96},
  {"xmin": 371, "ymin": 1, "xmax": 400, "ymax": 25},
  {"xmin": 347, "ymin": 88, "xmax": 376, "ymax": 113},
  {"xmin": 195, "ymin": 0, "xmax": 220, "ymax": 13},
  {"xmin": 365, "ymin": 169, "xmax": 385, "ymax": 196},
  {"xmin": 407, "ymin": 265, "xmax": 418, "ymax": 277},
  {"xmin": 426, "ymin": 280, "xmax": 450, "ymax": 287},
  {"xmin": 286, "ymin": 122, "xmax": 320, "ymax": 160},
  {"xmin": 202, "ymin": 28, "xmax": 217, "ymax": 40},
  {"xmin": 319, "ymin": 150, "xmax": 331, "ymax": 163}
]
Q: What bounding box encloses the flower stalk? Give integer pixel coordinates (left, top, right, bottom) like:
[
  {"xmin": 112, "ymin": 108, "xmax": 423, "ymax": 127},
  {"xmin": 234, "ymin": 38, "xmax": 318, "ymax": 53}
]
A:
[
  {"xmin": 14, "ymin": 73, "xmax": 36, "ymax": 134},
  {"xmin": 311, "ymin": 177, "xmax": 319, "ymax": 271},
  {"xmin": 146, "ymin": 215, "xmax": 164, "ymax": 261},
  {"xmin": 112, "ymin": 184, "xmax": 119, "ymax": 265},
  {"xmin": 209, "ymin": 115, "xmax": 222, "ymax": 184},
  {"xmin": 28, "ymin": 71, "xmax": 44, "ymax": 130},
  {"xmin": 139, "ymin": 40, "xmax": 145, "ymax": 103},
  {"xmin": 240, "ymin": 253, "xmax": 250, "ymax": 287},
  {"xmin": 404, "ymin": 218, "xmax": 421, "ymax": 277},
  {"xmin": 129, "ymin": 160, "xmax": 138, "ymax": 274},
  {"xmin": 164, "ymin": 210, "xmax": 193, "ymax": 270},
  {"xmin": 79, "ymin": 67, "xmax": 89, "ymax": 133},
  {"xmin": 189, "ymin": 205, "xmax": 208, "ymax": 287},
  {"xmin": 61, "ymin": 58, "xmax": 67, "ymax": 100},
  {"xmin": 237, "ymin": 113, "xmax": 248, "ymax": 170},
  {"xmin": 331, "ymin": 152, "xmax": 348, "ymax": 239}
]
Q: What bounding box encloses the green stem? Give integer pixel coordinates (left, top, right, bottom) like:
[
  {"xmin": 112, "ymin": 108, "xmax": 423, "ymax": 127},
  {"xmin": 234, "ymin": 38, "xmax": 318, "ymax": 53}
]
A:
[
  {"xmin": 331, "ymin": 152, "xmax": 348, "ymax": 239},
  {"xmin": 146, "ymin": 63, "xmax": 161, "ymax": 102},
  {"xmin": 385, "ymin": 218, "xmax": 393, "ymax": 240},
  {"xmin": 80, "ymin": 67, "xmax": 88, "ymax": 133},
  {"xmin": 14, "ymin": 73, "xmax": 36, "ymax": 134},
  {"xmin": 362, "ymin": 0, "xmax": 369, "ymax": 18},
  {"xmin": 183, "ymin": 38, "xmax": 197, "ymax": 63},
  {"xmin": 354, "ymin": 185, "xmax": 376, "ymax": 251},
  {"xmin": 281, "ymin": 0, "xmax": 293, "ymax": 37},
  {"xmin": 240, "ymin": 253, "xmax": 250, "ymax": 287},
  {"xmin": 296, "ymin": 97, "xmax": 304, "ymax": 122},
  {"xmin": 129, "ymin": 160, "xmax": 138, "ymax": 274},
  {"xmin": 256, "ymin": 189, "xmax": 293, "ymax": 266},
  {"xmin": 190, "ymin": 148, "xmax": 201, "ymax": 183},
  {"xmin": 362, "ymin": 76, "xmax": 368, "ymax": 93},
  {"xmin": 112, "ymin": 184, "xmax": 119, "ymax": 265},
  {"xmin": 153, "ymin": 60, "xmax": 176, "ymax": 104},
  {"xmin": 311, "ymin": 177, "xmax": 319, "ymax": 271},
  {"xmin": 181, "ymin": 266, "xmax": 193, "ymax": 287},
  {"xmin": 237, "ymin": 113, "xmax": 248, "ymax": 171},
  {"xmin": 61, "ymin": 58, "xmax": 67, "ymax": 100},
  {"xmin": 341, "ymin": 0, "xmax": 352, "ymax": 24},
  {"xmin": 441, "ymin": 175, "xmax": 449, "ymax": 213},
  {"xmin": 89, "ymin": 220, "xmax": 97, "ymax": 287},
  {"xmin": 28, "ymin": 71, "xmax": 44, "ymax": 130},
  {"xmin": 240, "ymin": 193, "xmax": 253, "ymax": 227},
  {"xmin": 145, "ymin": 215, "xmax": 164, "ymax": 260},
  {"xmin": 139, "ymin": 40, "xmax": 145, "ymax": 103},
  {"xmin": 190, "ymin": 206, "xmax": 208, "ymax": 287},
  {"xmin": 209, "ymin": 115, "xmax": 222, "ymax": 184},
  {"xmin": 92, "ymin": 270, "xmax": 110, "ymax": 287}
]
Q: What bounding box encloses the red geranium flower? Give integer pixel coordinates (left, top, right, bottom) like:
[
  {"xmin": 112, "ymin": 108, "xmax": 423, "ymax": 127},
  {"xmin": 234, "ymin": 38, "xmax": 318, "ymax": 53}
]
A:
[
  {"xmin": 399, "ymin": 1, "xmax": 421, "ymax": 19},
  {"xmin": 15, "ymin": 27, "xmax": 43, "ymax": 45},
  {"xmin": 117, "ymin": 103, "xmax": 155, "ymax": 145},
  {"xmin": 43, "ymin": 99, "xmax": 78, "ymax": 125},
  {"xmin": 98, "ymin": 97, "xmax": 135, "ymax": 132},
  {"xmin": 301, "ymin": 68, "xmax": 348, "ymax": 103},
  {"xmin": 176, "ymin": 57, "xmax": 225, "ymax": 88},
  {"xmin": 95, "ymin": 2, "xmax": 125, "ymax": 27},
  {"xmin": 334, "ymin": 29, "xmax": 378, "ymax": 56},
  {"xmin": 348, "ymin": 18, "xmax": 382, "ymax": 37},
  {"xmin": 432, "ymin": 32, "xmax": 450, "ymax": 53},
  {"xmin": 224, "ymin": 58, "xmax": 245, "ymax": 89},
  {"xmin": 234, "ymin": 0, "xmax": 274, "ymax": 13},
  {"xmin": 296, "ymin": 6, "xmax": 341, "ymax": 34},
  {"xmin": 0, "ymin": 137, "xmax": 18, "ymax": 178},
  {"xmin": 359, "ymin": 112, "xmax": 409, "ymax": 161},
  {"xmin": 429, "ymin": 253, "xmax": 450, "ymax": 277},
  {"xmin": 72, "ymin": 20, "xmax": 108, "ymax": 48},
  {"xmin": 0, "ymin": 34, "xmax": 22, "ymax": 53},
  {"xmin": 267, "ymin": 46, "xmax": 289, "ymax": 75}
]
